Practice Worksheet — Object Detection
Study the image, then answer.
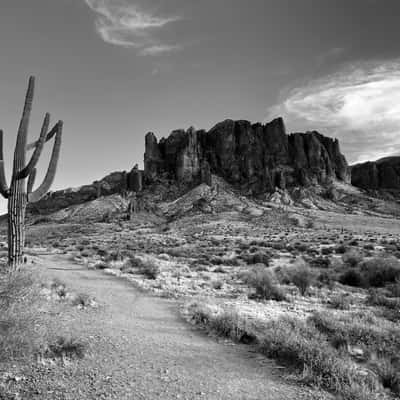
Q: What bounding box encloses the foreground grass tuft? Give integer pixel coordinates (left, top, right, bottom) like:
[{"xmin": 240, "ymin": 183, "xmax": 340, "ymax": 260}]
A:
[
  {"xmin": 184, "ymin": 300, "xmax": 399, "ymax": 400},
  {"xmin": 0, "ymin": 271, "xmax": 43, "ymax": 361}
]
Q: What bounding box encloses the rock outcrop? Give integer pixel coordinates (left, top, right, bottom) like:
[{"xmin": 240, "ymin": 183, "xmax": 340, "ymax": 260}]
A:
[
  {"xmin": 28, "ymin": 167, "xmax": 143, "ymax": 215},
  {"xmin": 144, "ymin": 118, "xmax": 350, "ymax": 194},
  {"xmin": 351, "ymin": 157, "xmax": 400, "ymax": 192}
]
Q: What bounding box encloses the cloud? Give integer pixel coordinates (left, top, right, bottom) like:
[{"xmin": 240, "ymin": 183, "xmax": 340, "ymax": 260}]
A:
[
  {"xmin": 268, "ymin": 59, "xmax": 400, "ymax": 163},
  {"xmin": 139, "ymin": 44, "xmax": 182, "ymax": 56},
  {"xmin": 84, "ymin": 0, "xmax": 182, "ymax": 55}
]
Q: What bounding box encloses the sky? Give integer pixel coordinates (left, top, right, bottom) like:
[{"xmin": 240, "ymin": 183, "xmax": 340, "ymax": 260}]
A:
[{"xmin": 0, "ymin": 0, "xmax": 400, "ymax": 208}]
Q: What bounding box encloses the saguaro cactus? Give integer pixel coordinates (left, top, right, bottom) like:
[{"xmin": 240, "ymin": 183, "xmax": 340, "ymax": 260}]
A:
[{"xmin": 0, "ymin": 76, "xmax": 63, "ymax": 269}]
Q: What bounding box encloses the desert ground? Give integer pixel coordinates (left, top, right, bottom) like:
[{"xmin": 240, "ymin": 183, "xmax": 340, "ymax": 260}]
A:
[{"xmin": 1, "ymin": 180, "xmax": 400, "ymax": 400}]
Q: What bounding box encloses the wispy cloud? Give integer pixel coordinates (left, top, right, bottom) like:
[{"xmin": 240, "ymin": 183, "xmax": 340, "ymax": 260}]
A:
[
  {"xmin": 268, "ymin": 59, "xmax": 400, "ymax": 163},
  {"xmin": 84, "ymin": 0, "xmax": 182, "ymax": 55},
  {"xmin": 139, "ymin": 44, "xmax": 182, "ymax": 56}
]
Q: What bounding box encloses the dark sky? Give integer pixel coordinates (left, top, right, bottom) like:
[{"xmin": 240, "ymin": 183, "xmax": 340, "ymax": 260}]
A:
[{"xmin": 1, "ymin": 0, "xmax": 400, "ymax": 205}]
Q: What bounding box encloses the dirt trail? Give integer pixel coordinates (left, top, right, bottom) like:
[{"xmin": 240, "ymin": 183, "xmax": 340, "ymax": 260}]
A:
[{"xmin": 26, "ymin": 254, "xmax": 318, "ymax": 400}]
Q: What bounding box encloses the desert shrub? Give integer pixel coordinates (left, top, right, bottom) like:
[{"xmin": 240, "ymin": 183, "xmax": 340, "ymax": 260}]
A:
[
  {"xmin": 360, "ymin": 257, "xmax": 400, "ymax": 287},
  {"xmin": 363, "ymin": 244, "xmax": 374, "ymax": 251},
  {"xmin": 70, "ymin": 292, "xmax": 92, "ymax": 307},
  {"xmin": 106, "ymin": 249, "xmax": 123, "ymax": 262},
  {"xmin": 46, "ymin": 336, "xmax": 85, "ymax": 359},
  {"xmin": 270, "ymin": 242, "xmax": 285, "ymax": 251},
  {"xmin": 371, "ymin": 357, "xmax": 400, "ymax": 395},
  {"xmin": 310, "ymin": 256, "xmax": 330, "ymax": 269},
  {"xmin": 367, "ymin": 289, "xmax": 400, "ymax": 310},
  {"xmin": 212, "ymin": 280, "xmax": 223, "ymax": 290},
  {"xmin": 329, "ymin": 294, "xmax": 351, "ymax": 310},
  {"xmin": 339, "ymin": 269, "xmax": 365, "ymax": 288},
  {"xmin": 335, "ymin": 244, "xmax": 347, "ymax": 254},
  {"xmin": 139, "ymin": 259, "xmax": 160, "ymax": 279},
  {"xmin": 97, "ymin": 248, "xmax": 108, "ymax": 257},
  {"xmin": 80, "ymin": 249, "xmax": 91, "ymax": 257},
  {"xmin": 186, "ymin": 302, "xmax": 256, "ymax": 344},
  {"xmin": 317, "ymin": 271, "xmax": 335, "ymax": 289},
  {"xmin": 213, "ymin": 265, "xmax": 227, "ymax": 273},
  {"xmin": 342, "ymin": 250, "xmax": 363, "ymax": 267},
  {"xmin": 260, "ymin": 317, "xmax": 377, "ymax": 398},
  {"xmin": 31, "ymin": 216, "xmax": 52, "ymax": 225},
  {"xmin": 309, "ymin": 311, "xmax": 400, "ymax": 357},
  {"xmin": 321, "ymin": 247, "xmax": 333, "ymax": 255},
  {"xmin": 93, "ymin": 261, "xmax": 109, "ymax": 270},
  {"xmin": 242, "ymin": 251, "xmax": 270, "ymax": 266},
  {"xmin": 244, "ymin": 269, "xmax": 287, "ymax": 301},
  {"xmin": 305, "ymin": 220, "xmax": 315, "ymax": 229},
  {"xmin": 289, "ymin": 264, "xmax": 314, "ymax": 296},
  {"xmin": 294, "ymin": 243, "xmax": 308, "ymax": 252}
]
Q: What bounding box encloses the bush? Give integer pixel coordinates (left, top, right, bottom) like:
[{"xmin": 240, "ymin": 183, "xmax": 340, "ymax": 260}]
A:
[
  {"xmin": 244, "ymin": 269, "xmax": 287, "ymax": 301},
  {"xmin": 342, "ymin": 250, "xmax": 363, "ymax": 267},
  {"xmin": 335, "ymin": 244, "xmax": 347, "ymax": 254},
  {"xmin": 289, "ymin": 264, "xmax": 314, "ymax": 296},
  {"xmin": 310, "ymin": 256, "xmax": 330, "ymax": 269},
  {"xmin": 360, "ymin": 257, "xmax": 400, "ymax": 287},
  {"xmin": 186, "ymin": 302, "xmax": 256, "ymax": 344},
  {"xmin": 46, "ymin": 336, "xmax": 85, "ymax": 359},
  {"xmin": 242, "ymin": 251, "xmax": 270, "ymax": 266},
  {"xmin": 329, "ymin": 294, "xmax": 351, "ymax": 310},
  {"xmin": 339, "ymin": 269, "xmax": 365, "ymax": 287},
  {"xmin": 139, "ymin": 260, "xmax": 160, "ymax": 279}
]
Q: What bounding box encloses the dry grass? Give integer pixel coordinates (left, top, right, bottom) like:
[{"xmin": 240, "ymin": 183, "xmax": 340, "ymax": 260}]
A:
[
  {"xmin": 184, "ymin": 299, "xmax": 399, "ymax": 399},
  {"xmin": 0, "ymin": 270, "xmax": 44, "ymax": 361}
]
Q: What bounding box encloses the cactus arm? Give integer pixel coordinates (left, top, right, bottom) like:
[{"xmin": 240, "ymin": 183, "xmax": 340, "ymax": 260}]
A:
[
  {"xmin": 27, "ymin": 168, "xmax": 36, "ymax": 195},
  {"xmin": 18, "ymin": 113, "xmax": 50, "ymax": 180},
  {"xmin": 12, "ymin": 76, "xmax": 34, "ymax": 177},
  {"xmin": 28, "ymin": 121, "xmax": 62, "ymax": 203},
  {"xmin": 26, "ymin": 121, "xmax": 59, "ymax": 151},
  {"xmin": 0, "ymin": 130, "xmax": 9, "ymax": 198}
]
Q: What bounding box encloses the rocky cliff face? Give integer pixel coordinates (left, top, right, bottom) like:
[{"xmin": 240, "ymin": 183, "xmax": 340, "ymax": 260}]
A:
[
  {"xmin": 144, "ymin": 118, "xmax": 350, "ymax": 194},
  {"xmin": 351, "ymin": 157, "xmax": 400, "ymax": 192}
]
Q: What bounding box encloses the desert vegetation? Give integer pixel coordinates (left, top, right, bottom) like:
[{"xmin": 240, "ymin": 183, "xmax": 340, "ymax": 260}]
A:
[
  {"xmin": 0, "ymin": 266, "xmax": 90, "ymax": 398},
  {"xmin": 21, "ymin": 200, "xmax": 400, "ymax": 399},
  {"xmin": 0, "ymin": 76, "xmax": 63, "ymax": 269}
]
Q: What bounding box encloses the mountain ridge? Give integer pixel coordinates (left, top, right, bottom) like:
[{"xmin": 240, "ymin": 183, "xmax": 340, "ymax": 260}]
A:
[{"xmin": 28, "ymin": 117, "xmax": 358, "ymax": 215}]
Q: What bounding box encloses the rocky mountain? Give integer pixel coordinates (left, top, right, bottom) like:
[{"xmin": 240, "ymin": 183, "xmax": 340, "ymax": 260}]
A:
[
  {"xmin": 144, "ymin": 117, "xmax": 350, "ymax": 194},
  {"xmin": 29, "ymin": 117, "xmax": 351, "ymax": 215},
  {"xmin": 351, "ymin": 156, "xmax": 400, "ymax": 193}
]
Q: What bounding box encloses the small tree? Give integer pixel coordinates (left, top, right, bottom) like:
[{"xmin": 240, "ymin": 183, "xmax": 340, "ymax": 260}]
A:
[{"xmin": 0, "ymin": 76, "xmax": 63, "ymax": 269}]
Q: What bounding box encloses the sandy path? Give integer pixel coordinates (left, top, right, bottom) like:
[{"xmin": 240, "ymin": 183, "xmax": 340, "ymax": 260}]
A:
[{"xmin": 22, "ymin": 254, "xmax": 319, "ymax": 400}]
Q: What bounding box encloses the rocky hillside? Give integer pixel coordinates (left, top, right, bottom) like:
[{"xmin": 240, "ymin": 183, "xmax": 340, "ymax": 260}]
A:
[
  {"xmin": 351, "ymin": 156, "xmax": 400, "ymax": 194},
  {"xmin": 30, "ymin": 117, "xmax": 351, "ymax": 215},
  {"xmin": 28, "ymin": 166, "xmax": 143, "ymax": 215},
  {"xmin": 145, "ymin": 118, "xmax": 350, "ymax": 194}
]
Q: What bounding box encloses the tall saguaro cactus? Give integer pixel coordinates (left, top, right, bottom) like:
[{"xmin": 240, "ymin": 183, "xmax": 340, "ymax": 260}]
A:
[{"xmin": 0, "ymin": 76, "xmax": 63, "ymax": 269}]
